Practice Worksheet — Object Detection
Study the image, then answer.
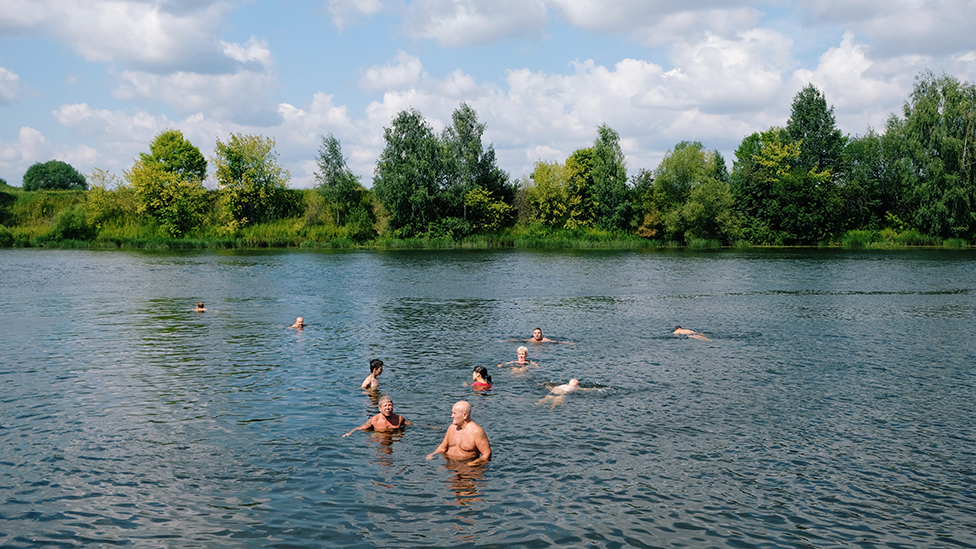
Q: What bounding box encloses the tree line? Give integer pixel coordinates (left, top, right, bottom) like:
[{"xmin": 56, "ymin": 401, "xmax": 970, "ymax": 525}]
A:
[{"xmin": 2, "ymin": 70, "xmax": 974, "ymax": 247}]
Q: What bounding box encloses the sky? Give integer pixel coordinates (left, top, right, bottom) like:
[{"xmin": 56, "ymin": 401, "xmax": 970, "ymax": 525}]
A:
[{"xmin": 1, "ymin": 0, "xmax": 975, "ymax": 189}]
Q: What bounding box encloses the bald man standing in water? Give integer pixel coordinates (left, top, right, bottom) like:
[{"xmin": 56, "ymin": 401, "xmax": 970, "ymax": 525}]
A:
[{"xmin": 426, "ymin": 400, "xmax": 492, "ymax": 467}]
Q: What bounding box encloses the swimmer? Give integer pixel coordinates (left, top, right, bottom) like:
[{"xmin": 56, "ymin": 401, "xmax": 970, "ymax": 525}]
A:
[
  {"xmin": 193, "ymin": 301, "xmax": 206, "ymax": 312},
  {"xmin": 674, "ymin": 325, "xmax": 710, "ymax": 340},
  {"xmin": 524, "ymin": 327, "xmax": 572, "ymax": 344},
  {"xmin": 498, "ymin": 346, "xmax": 538, "ymax": 371},
  {"xmin": 426, "ymin": 401, "xmax": 491, "ymax": 467},
  {"xmin": 467, "ymin": 366, "xmax": 492, "ymax": 390},
  {"xmin": 343, "ymin": 395, "xmax": 410, "ymax": 437},
  {"xmin": 291, "ymin": 317, "xmax": 306, "ymax": 328},
  {"xmin": 360, "ymin": 359, "xmax": 384, "ymax": 390},
  {"xmin": 537, "ymin": 378, "xmax": 595, "ymax": 408}
]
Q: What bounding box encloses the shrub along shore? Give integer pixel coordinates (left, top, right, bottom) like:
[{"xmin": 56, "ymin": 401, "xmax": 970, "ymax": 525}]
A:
[{"xmin": 0, "ymin": 186, "xmax": 968, "ymax": 251}]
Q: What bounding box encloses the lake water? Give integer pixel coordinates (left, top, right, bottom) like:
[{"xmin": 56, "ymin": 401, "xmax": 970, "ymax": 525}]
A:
[{"xmin": 1, "ymin": 247, "xmax": 974, "ymax": 548}]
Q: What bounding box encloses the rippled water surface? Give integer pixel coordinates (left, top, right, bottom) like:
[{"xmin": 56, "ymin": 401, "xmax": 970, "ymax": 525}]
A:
[{"xmin": 1, "ymin": 248, "xmax": 975, "ymax": 548}]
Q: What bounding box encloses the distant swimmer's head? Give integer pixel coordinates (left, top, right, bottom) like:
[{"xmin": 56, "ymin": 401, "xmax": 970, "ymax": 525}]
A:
[
  {"xmin": 674, "ymin": 325, "xmax": 682, "ymax": 332},
  {"xmin": 296, "ymin": 317, "xmax": 304, "ymax": 326},
  {"xmin": 196, "ymin": 302, "xmax": 205, "ymax": 309},
  {"xmin": 532, "ymin": 328, "xmax": 543, "ymax": 341},
  {"xmin": 569, "ymin": 378, "xmax": 579, "ymax": 387},
  {"xmin": 517, "ymin": 346, "xmax": 528, "ymax": 361},
  {"xmin": 473, "ymin": 365, "xmax": 491, "ymax": 385},
  {"xmin": 370, "ymin": 359, "xmax": 384, "ymax": 375}
]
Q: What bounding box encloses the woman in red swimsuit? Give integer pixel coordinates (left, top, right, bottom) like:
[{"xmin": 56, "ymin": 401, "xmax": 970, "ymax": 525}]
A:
[{"xmin": 470, "ymin": 365, "xmax": 492, "ymax": 391}]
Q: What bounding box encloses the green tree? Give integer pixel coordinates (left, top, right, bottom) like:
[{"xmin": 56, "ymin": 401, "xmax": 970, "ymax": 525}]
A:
[
  {"xmin": 315, "ymin": 134, "xmax": 363, "ymax": 225},
  {"xmin": 127, "ymin": 130, "xmax": 209, "ymax": 237},
  {"xmin": 564, "ymin": 147, "xmax": 594, "ymax": 228},
  {"xmin": 786, "ymin": 84, "xmax": 846, "ymax": 176},
  {"xmin": 214, "ymin": 133, "xmax": 291, "ymax": 230},
  {"xmin": 885, "ymin": 71, "xmax": 976, "ymax": 238},
  {"xmin": 652, "ymin": 141, "xmax": 735, "ymax": 242},
  {"xmin": 590, "ymin": 124, "xmax": 632, "ymax": 229},
  {"xmin": 525, "ymin": 160, "xmax": 578, "ymax": 228},
  {"xmin": 440, "ymin": 103, "xmax": 512, "ymax": 222},
  {"xmin": 731, "ymin": 128, "xmax": 841, "ymax": 244},
  {"xmin": 372, "ymin": 109, "xmax": 443, "ymax": 235},
  {"xmin": 22, "ymin": 160, "xmax": 87, "ymax": 191}
]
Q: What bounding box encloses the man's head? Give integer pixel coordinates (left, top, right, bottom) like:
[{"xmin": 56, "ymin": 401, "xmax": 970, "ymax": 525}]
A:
[
  {"xmin": 568, "ymin": 378, "xmax": 580, "ymax": 387},
  {"xmin": 369, "ymin": 359, "xmax": 384, "ymax": 374},
  {"xmin": 451, "ymin": 401, "xmax": 471, "ymax": 426},
  {"xmin": 196, "ymin": 302, "xmax": 205, "ymax": 309},
  {"xmin": 378, "ymin": 395, "xmax": 393, "ymax": 415},
  {"xmin": 532, "ymin": 328, "xmax": 543, "ymax": 341},
  {"xmin": 296, "ymin": 317, "xmax": 304, "ymax": 325}
]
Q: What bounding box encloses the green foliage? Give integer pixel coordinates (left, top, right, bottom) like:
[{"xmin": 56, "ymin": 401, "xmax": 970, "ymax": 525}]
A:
[
  {"xmin": 786, "ymin": 84, "xmax": 845, "ymax": 176},
  {"xmin": 315, "ymin": 134, "xmax": 364, "ymax": 225},
  {"xmin": 128, "ymin": 159, "xmax": 210, "ymax": 237},
  {"xmin": 141, "ymin": 129, "xmax": 208, "ymax": 181},
  {"xmin": 440, "ymin": 103, "xmax": 513, "ymax": 219},
  {"xmin": 731, "ymin": 127, "xmax": 842, "ymax": 244},
  {"xmin": 214, "ymin": 133, "xmax": 291, "ymax": 231},
  {"xmin": 0, "ymin": 224, "xmax": 12, "ymax": 247},
  {"xmin": 885, "ymin": 71, "xmax": 976, "ymax": 239},
  {"xmin": 22, "ymin": 160, "xmax": 87, "ymax": 191},
  {"xmin": 652, "ymin": 141, "xmax": 736, "ymax": 243},
  {"xmin": 589, "ymin": 124, "xmax": 632, "ymax": 230},
  {"xmin": 127, "ymin": 131, "xmax": 210, "ymax": 237},
  {"xmin": 52, "ymin": 205, "xmax": 96, "ymax": 241},
  {"xmin": 373, "ymin": 109, "xmax": 443, "ymax": 235},
  {"xmin": 464, "ymin": 187, "xmax": 513, "ymax": 232},
  {"xmin": 526, "ymin": 160, "xmax": 580, "ymax": 228}
]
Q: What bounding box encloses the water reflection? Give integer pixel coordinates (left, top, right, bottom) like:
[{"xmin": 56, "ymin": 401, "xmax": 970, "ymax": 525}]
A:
[{"xmin": 1, "ymin": 248, "xmax": 975, "ymax": 548}]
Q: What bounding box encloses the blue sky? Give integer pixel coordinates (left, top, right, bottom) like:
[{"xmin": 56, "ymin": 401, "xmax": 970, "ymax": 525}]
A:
[{"xmin": 2, "ymin": 0, "xmax": 975, "ymax": 188}]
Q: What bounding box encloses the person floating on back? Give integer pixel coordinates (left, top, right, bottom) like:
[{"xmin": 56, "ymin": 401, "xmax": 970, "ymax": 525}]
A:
[{"xmin": 343, "ymin": 395, "xmax": 410, "ymax": 437}]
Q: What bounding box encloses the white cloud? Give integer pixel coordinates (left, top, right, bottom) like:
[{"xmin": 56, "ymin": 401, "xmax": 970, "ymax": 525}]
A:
[
  {"xmin": 111, "ymin": 37, "xmax": 281, "ymax": 126},
  {"xmin": 328, "ymin": 0, "xmax": 383, "ymax": 31},
  {"xmin": 1, "ymin": 0, "xmax": 235, "ymax": 72},
  {"xmin": 358, "ymin": 51, "xmax": 426, "ymax": 93},
  {"xmin": 401, "ymin": 0, "xmax": 549, "ymax": 47},
  {"xmin": 0, "ymin": 67, "xmax": 22, "ymax": 105},
  {"xmin": 796, "ymin": 0, "xmax": 976, "ymax": 58},
  {"xmin": 0, "ymin": 127, "xmax": 51, "ymax": 170}
]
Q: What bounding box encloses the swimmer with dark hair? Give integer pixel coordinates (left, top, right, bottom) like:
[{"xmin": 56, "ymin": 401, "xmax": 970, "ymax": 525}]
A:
[
  {"xmin": 469, "ymin": 366, "xmax": 492, "ymax": 390},
  {"xmin": 361, "ymin": 359, "xmax": 384, "ymax": 390},
  {"xmin": 674, "ymin": 326, "xmax": 709, "ymax": 340}
]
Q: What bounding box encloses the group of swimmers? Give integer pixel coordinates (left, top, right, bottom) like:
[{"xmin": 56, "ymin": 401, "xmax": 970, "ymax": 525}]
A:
[
  {"xmin": 341, "ymin": 328, "xmax": 581, "ymax": 466},
  {"xmin": 192, "ymin": 304, "xmax": 708, "ymax": 466}
]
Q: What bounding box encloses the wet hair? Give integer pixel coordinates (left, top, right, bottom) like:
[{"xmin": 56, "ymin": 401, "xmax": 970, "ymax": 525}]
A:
[
  {"xmin": 533, "ymin": 327, "xmax": 542, "ymax": 333},
  {"xmin": 674, "ymin": 325, "xmax": 682, "ymax": 331},
  {"xmin": 517, "ymin": 346, "xmax": 528, "ymax": 355},
  {"xmin": 378, "ymin": 394, "xmax": 392, "ymax": 406},
  {"xmin": 369, "ymin": 359, "xmax": 384, "ymax": 373},
  {"xmin": 473, "ymin": 365, "xmax": 492, "ymax": 385},
  {"xmin": 197, "ymin": 302, "xmax": 204, "ymax": 308}
]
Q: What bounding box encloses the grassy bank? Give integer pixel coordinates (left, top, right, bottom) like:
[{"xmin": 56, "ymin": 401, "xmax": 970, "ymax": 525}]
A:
[{"xmin": 1, "ymin": 186, "xmax": 971, "ymax": 250}]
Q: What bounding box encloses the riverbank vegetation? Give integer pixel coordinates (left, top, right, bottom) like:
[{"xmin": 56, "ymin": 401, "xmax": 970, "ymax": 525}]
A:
[{"xmin": 1, "ymin": 71, "xmax": 974, "ymax": 250}]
